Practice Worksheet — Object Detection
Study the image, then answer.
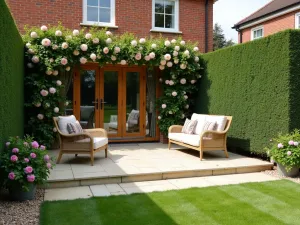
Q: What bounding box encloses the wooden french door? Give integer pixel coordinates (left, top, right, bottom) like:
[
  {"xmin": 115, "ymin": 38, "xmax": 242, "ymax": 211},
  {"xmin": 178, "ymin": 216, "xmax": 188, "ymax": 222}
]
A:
[{"xmin": 74, "ymin": 65, "xmax": 146, "ymax": 140}]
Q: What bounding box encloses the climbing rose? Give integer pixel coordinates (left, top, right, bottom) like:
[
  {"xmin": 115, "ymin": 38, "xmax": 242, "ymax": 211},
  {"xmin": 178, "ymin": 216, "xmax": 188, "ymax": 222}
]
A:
[
  {"xmin": 40, "ymin": 25, "xmax": 48, "ymax": 31},
  {"xmin": 24, "ymin": 142, "xmax": 29, "ymax": 147},
  {"xmin": 159, "ymin": 65, "xmax": 165, "ymax": 70},
  {"xmin": 49, "ymin": 87, "xmax": 56, "ymax": 94},
  {"xmin": 27, "ymin": 63, "xmax": 33, "ymax": 68},
  {"xmin": 180, "ymin": 64, "xmax": 187, "ymax": 70},
  {"xmin": 164, "ymin": 54, "xmax": 171, "ymax": 61},
  {"xmin": 162, "ymin": 104, "xmax": 167, "ymax": 109},
  {"xmin": 24, "ymin": 166, "xmax": 33, "ymax": 174},
  {"xmin": 184, "ymin": 95, "xmax": 188, "ymax": 100},
  {"xmin": 172, "ymin": 91, "xmax": 177, "ymax": 97},
  {"xmin": 55, "ymin": 30, "xmax": 62, "ymax": 36},
  {"xmin": 144, "ymin": 55, "xmax": 150, "ymax": 61},
  {"xmin": 174, "ymin": 46, "xmax": 180, "ymax": 51},
  {"xmin": 41, "ymin": 38, "xmax": 51, "ymax": 47},
  {"xmin": 169, "ymin": 80, "xmax": 174, "ymax": 86},
  {"xmin": 73, "ymin": 29, "xmax": 79, "ymax": 36},
  {"xmin": 287, "ymin": 151, "xmax": 292, "ymax": 156},
  {"xmin": 80, "ymin": 57, "xmax": 87, "ymax": 64},
  {"xmin": 90, "ymin": 53, "xmax": 97, "ymax": 61},
  {"xmin": 40, "ymin": 145, "xmax": 46, "ymax": 150},
  {"xmin": 27, "ymin": 174, "xmax": 35, "ymax": 182},
  {"xmin": 106, "ymin": 38, "xmax": 112, "ymax": 44},
  {"xmin": 149, "ymin": 52, "xmax": 155, "ymax": 59},
  {"xmin": 10, "ymin": 155, "xmax": 18, "ymax": 162},
  {"xmin": 61, "ymin": 57, "xmax": 68, "ymax": 65},
  {"xmin": 193, "ymin": 47, "xmax": 199, "ymax": 52},
  {"xmin": 185, "ymin": 104, "xmax": 190, "ymax": 109},
  {"xmin": 30, "ymin": 153, "xmax": 37, "ymax": 159},
  {"xmin": 289, "ymin": 140, "xmax": 294, "ymax": 145},
  {"xmin": 80, "ymin": 44, "xmax": 88, "ymax": 51},
  {"xmin": 195, "ymin": 56, "xmax": 200, "ymax": 62},
  {"xmin": 173, "ymin": 51, "xmax": 178, "ymax": 57},
  {"xmin": 180, "ymin": 78, "xmax": 186, "ymax": 84},
  {"xmin": 183, "ymin": 50, "xmax": 190, "ymax": 56},
  {"xmin": 135, "ymin": 53, "xmax": 142, "ymax": 60},
  {"xmin": 8, "ymin": 172, "xmax": 15, "ymax": 180},
  {"xmin": 165, "ymin": 80, "xmax": 170, "ymax": 84},
  {"xmin": 159, "ymin": 78, "xmax": 163, "ymax": 82},
  {"xmin": 61, "ymin": 42, "xmax": 69, "ymax": 49},
  {"xmin": 45, "ymin": 70, "xmax": 52, "ymax": 75},
  {"xmin": 169, "ymin": 111, "xmax": 173, "ymax": 114},
  {"xmin": 52, "ymin": 44, "xmax": 58, "ymax": 50},
  {"xmin": 180, "ymin": 40, "xmax": 186, "ymax": 45},
  {"xmin": 73, "ymin": 50, "xmax": 80, "ymax": 56},
  {"xmin": 114, "ymin": 46, "xmax": 120, "ymax": 53},
  {"xmin": 85, "ymin": 33, "xmax": 92, "ymax": 39},
  {"xmin": 54, "ymin": 107, "xmax": 59, "ymax": 113},
  {"xmin": 165, "ymin": 40, "xmax": 171, "ymax": 46},
  {"xmin": 24, "ymin": 158, "xmax": 30, "ymax": 163},
  {"xmin": 12, "ymin": 148, "xmax": 19, "ymax": 154},
  {"xmin": 103, "ymin": 47, "xmax": 109, "ymax": 54},
  {"xmin": 167, "ymin": 62, "xmax": 173, "ymax": 67},
  {"xmin": 92, "ymin": 38, "xmax": 99, "ymax": 44},
  {"xmin": 158, "ymin": 116, "xmax": 161, "ymax": 120},
  {"xmin": 35, "ymin": 102, "xmax": 41, "ymax": 107},
  {"xmin": 30, "ymin": 32, "xmax": 38, "ymax": 38},
  {"xmin": 28, "ymin": 49, "xmax": 35, "ymax": 54},
  {"xmin": 53, "ymin": 70, "xmax": 59, "ymax": 76},
  {"xmin": 32, "ymin": 56, "xmax": 39, "ymax": 63},
  {"xmin": 151, "ymin": 43, "xmax": 157, "ymax": 49},
  {"xmin": 66, "ymin": 66, "xmax": 71, "ymax": 71},
  {"xmin": 131, "ymin": 40, "xmax": 137, "ymax": 46},
  {"xmin": 174, "ymin": 59, "xmax": 179, "ymax": 64},
  {"xmin": 106, "ymin": 31, "xmax": 112, "ymax": 36},
  {"xmin": 37, "ymin": 114, "xmax": 44, "ymax": 120},
  {"xmin": 56, "ymin": 80, "xmax": 62, "ymax": 86},
  {"xmin": 139, "ymin": 38, "xmax": 146, "ymax": 44},
  {"xmin": 191, "ymin": 80, "xmax": 196, "ymax": 84},
  {"xmin": 120, "ymin": 60, "xmax": 127, "ymax": 65},
  {"xmin": 44, "ymin": 155, "xmax": 50, "ymax": 162},
  {"xmin": 171, "ymin": 39, "xmax": 176, "ymax": 44},
  {"xmin": 40, "ymin": 90, "xmax": 48, "ymax": 96},
  {"xmin": 160, "ymin": 60, "xmax": 166, "ymax": 66}
]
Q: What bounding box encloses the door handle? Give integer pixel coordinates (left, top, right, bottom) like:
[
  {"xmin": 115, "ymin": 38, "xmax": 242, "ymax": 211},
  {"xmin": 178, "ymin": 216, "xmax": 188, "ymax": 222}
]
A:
[
  {"xmin": 100, "ymin": 99, "xmax": 107, "ymax": 110},
  {"xmin": 92, "ymin": 99, "xmax": 99, "ymax": 110}
]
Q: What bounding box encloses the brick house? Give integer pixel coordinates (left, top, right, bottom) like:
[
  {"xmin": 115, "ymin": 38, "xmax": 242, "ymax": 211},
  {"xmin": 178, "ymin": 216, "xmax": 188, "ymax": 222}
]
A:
[
  {"xmin": 6, "ymin": 0, "xmax": 216, "ymax": 142},
  {"xmin": 232, "ymin": 0, "xmax": 300, "ymax": 43},
  {"xmin": 6, "ymin": 0, "xmax": 215, "ymax": 53}
]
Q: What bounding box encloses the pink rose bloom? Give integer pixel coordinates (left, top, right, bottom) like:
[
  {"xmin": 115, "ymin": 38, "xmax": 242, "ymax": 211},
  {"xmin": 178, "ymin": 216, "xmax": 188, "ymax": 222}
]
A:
[
  {"xmin": 85, "ymin": 33, "xmax": 92, "ymax": 39},
  {"xmin": 80, "ymin": 44, "xmax": 88, "ymax": 51},
  {"xmin": 106, "ymin": 31, "xmax": 112, "ymax": 36},
  {"xmin": 37, "ymin": 114, "xmax": 44, "ymax": 120},
  {"xmin": 73, "ymin": 29, "xmax": 79, "ymax": 36},
  {"xmin": 12, "ymin": 148, "xmax": 19, "ymax": 154},
  {"xmin": 288, "ymin": 140, "xmax": 294, "ymax": 146},
  {"xmin": 164, "ymin": 54, "xmax": 171, "ymax": 61},
  {"xmin": 180, "ymin": 78, "xmax": 186, "ymax": 84},
  {"xmin": 144, "ymin": 55, "xmax": 150, "ymax": 61},
  {"xmin": 61, "ymin": 42, "xmax": 69, "ymax": 49},
  {"xmin": 149, "ymin": 52, "xmax": 155, "ymax": 59},
  {"xmin": 162, "ymin": 104, "xmax": 167, "ymax": 109},
  {"xmin": 93, "ymin": 38, "xmax": 99, "ymax": 44},
  {"xmin": 111, "ymin": 55, "xmax": 117, "ymax": 61},
  {"xmin": 103, "ymin": 47, "xmax": 109, "ymax": 54},
  {"xmin": 27, "ymin": 174, "xmax": 35, "ymax": 182},
  {"xmin": 80, "ymin": 57, "xmax": 87, "ymax": 64},
  {"xmin": 167, "ymin": 62, "xmax": 173, "ymax": 67},
  {"xmin": 191, "ymin": 80, "xmax": 196, "ymax": 84},
  {"xmin": 135, "ymin": 53, "xmax": 142, "ymax": 60},
  {"xmin": 8, "ymin": 172, "xmax": 15, "ymax": 180},
  {"xmin": 61, "ymin": 58, "xmax": 68, "ymax": 65},
  {"xmin": 40, "ymin": 145, "xmax": 46, "ymax": 150},
  {"xmin": 90, "ymin": 53, "xmax": 97, "ymax": 61},
  {"xmin": 172, "ymin": 91, "xmax": 177, "ymax": 97},
  {"xmin": 55, "ymin": 30, "xmax": 62, "ymax": 36},
  {"xmin": 31, "ymin": 141, "xmax": 39, "ymax": 148},
  {"xmin": 46, "ymin": 163, "xmax": 52, "ymax": 169},
  {"xmin": 49, "ymin": 87, "xmax": 56, "ymax": 94},
  {"xmin": 165, "ymin": 80, "xmax": 170, "ymax": 85},
  {"xmin": 6, "ymin": 142, "xmax": 10, "ymax": 147},
  {"xmin": 287, "ymin": 151, "xmax": 292, "ymax": 156},
  {"xmin": 44, "ymin": 155, "xmax": 50, "ymax": 162},
  {"xmin": 40, "ymin": 25, "xmax": 48, "ymax": 31},
  {"xmin": 114, "ymin": 46, "xmax": 120, "ymax": 54},
  {"xmin": 32, "ymin": 56, "xmax": 39, "ymax": 63},
  {"xmin": 41, "ymin": 38, "xmax": 51, "ymax": 47},
  {"xmin": 169, "ymin": 80, "xmax": 174, "ymax": 86},
  {"xmin": 160, "ymin": 60, "xmax": 166, "ymax": 66},
  {"xmin": 278, "ymin": 143, "xmax": 284, "ymax": 149},
  {"xmin": 24, "ymin": 158, "xmax": 30, "ymax": 163},
  {"xmin": 40, "ymin": 89, "xmax": 49, "ymax": 97},
  {"xmin": 10, "ymin": 155, "xmax": 18, "ymax": 162},
  {"xmin": 30, "ymin": 153, "xmax": 37, "ymax": 159},
  {"xmin": 24, "ymin": 166, "xmax": 33, "ymax": 174}
]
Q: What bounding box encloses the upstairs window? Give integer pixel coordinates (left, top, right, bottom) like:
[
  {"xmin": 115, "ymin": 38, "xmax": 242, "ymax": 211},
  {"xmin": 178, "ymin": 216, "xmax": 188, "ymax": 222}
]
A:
[
  {"xmin": 295, "ymin": 12, "xmax": 300, "ymax": 28},
  {"xmin": 251, "ymin": 26, "xmax": 264, "ymax": 40},
  {"xmin": 83, "ymin": 0, "xmax": 115, "ymax": 26},
  {"xmin": 152, "ymin": 0, "xmax": 179, "ymax": 32}
]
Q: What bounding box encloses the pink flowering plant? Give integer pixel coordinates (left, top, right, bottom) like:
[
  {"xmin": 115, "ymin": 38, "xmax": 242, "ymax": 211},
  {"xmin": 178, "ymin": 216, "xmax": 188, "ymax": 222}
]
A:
[
  {"xmin": 265, "ymin": 130, "xmax": 300, "ymax": 171},
  {"xmin": 0, "ymin": 136, "xmax": 54, "ymax": 191}
]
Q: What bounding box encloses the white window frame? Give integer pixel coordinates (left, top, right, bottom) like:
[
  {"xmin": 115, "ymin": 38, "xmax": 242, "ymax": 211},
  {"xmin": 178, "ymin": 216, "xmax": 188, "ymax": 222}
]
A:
[
  {"xmin": 82, "ymin": 0, "xmax": 116, "ymax": 27},
  {"xmin": 251, "ymin": 26, "xmax": 264, "ymax": 40},
  {"xmin": 295, "ymin": 12, "xmax": 300, "ymax": 29},
  {"xmin": 151, "ymin": 0, "xmax": 179, "ymax": 33}
]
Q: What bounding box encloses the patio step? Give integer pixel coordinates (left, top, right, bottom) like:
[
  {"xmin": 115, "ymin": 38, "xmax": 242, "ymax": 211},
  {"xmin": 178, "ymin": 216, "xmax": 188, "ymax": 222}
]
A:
[{"xmin": 46, "ymin": 163, "xmax": 273, "ymax": 189}]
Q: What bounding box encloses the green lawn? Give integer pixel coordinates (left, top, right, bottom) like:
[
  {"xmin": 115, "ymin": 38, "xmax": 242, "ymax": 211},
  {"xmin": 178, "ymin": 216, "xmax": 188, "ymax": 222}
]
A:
[{"xmin": 40, "ymin": 180, "xmax": 300, "ymax": 225}]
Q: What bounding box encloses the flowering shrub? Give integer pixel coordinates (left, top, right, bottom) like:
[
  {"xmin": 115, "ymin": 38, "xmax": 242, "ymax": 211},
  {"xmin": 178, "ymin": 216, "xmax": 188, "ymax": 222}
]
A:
[
  {"xmin": 0, "ymin": 136, "xmax": 54, "ymax": 191},
  {"xmin": 23, "ymin": 24, "xmax": 203, "ymax": 144},
  {"xmin": 265, "ymin": 130, "xmax": 300, "ymax": 171}
]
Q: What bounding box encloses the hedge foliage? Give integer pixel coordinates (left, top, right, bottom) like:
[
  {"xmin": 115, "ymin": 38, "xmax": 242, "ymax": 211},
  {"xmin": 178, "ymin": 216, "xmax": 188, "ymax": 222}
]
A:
[
  {"xmin": 196, "ymin": 30, "xmax": 300, "ymax": 155},
  {"xmin": 0, "ymin": 2, "xmax": 24, "ymax": 151}
]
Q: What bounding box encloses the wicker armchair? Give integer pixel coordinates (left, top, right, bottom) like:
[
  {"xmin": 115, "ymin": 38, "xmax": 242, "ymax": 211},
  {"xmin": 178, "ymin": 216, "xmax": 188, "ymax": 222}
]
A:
[
  {"xmin": 53, "ymin": 117, "xmax": 108, "ymax": 166},
  {"xmin": 168, "ymin": 115, "xmax": 232, "ymax": 160}
]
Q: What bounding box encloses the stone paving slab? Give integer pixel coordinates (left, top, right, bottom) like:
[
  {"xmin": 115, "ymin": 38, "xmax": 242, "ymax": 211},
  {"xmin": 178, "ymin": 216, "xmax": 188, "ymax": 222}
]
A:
[{"xmin": 44, "ymin": 172, "xmax": 280, "ymax": 201}]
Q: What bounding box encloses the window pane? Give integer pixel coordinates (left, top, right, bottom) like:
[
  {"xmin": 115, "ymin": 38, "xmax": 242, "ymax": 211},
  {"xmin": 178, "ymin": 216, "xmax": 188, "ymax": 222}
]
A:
[
  {"xmin": 155, "ymin": 13, "xmax": 164, "ymax": 28},
  {"xmin": 100, "ymin": 0, "xmax": 110, "ymax": 7},
  {"xmin": 165, "ymin": 0, "xmax": 175, "ymax": 14},
  {"xmin": 87, "ymin": 6, "xmax": 98, "ymax": 22},
  {"xmin": 155, "ymin": 1, "xmax": 164, "ymax": 13},
  {"xmin": 165, "ymin": 14, "xmax": 174, "ymax": 28},
  {"xmin": 87, "ymin": 0, "xmax": 98, "ymax": 6},
  {"xmin": 99, "ymin": 8, "xmax": 111, "ymax": 23}
]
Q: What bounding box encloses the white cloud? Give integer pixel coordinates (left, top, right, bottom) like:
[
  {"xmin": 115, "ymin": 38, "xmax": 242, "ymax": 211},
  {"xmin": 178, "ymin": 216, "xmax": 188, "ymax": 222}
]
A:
[{"xmin": 213, "ymin": 0, "xmax": 272, "ymax": 42}]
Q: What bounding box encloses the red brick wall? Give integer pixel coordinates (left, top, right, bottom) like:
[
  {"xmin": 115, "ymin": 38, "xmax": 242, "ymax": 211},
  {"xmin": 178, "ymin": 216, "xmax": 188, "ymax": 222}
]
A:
[
  {"xmin": 6, "ymin": 0, "xmax": 213, "ymax": 52},
  {"xmin": 239, "ymin": 10, "xmax": 300, "ymax": 43}
]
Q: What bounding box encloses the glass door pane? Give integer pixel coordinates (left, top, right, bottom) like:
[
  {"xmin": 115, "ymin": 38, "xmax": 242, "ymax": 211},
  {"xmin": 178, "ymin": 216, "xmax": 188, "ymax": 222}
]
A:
[
  {"xmin": 125, "ymin": 72, "xmax": 141, "ymax": 134},
  {"xmin": 103, "ymin": 71, "xmax": 119, "ymax": 135},
  {"xmin": 80, "ymin": 70, "xmax": 96, "ymax": 129}
]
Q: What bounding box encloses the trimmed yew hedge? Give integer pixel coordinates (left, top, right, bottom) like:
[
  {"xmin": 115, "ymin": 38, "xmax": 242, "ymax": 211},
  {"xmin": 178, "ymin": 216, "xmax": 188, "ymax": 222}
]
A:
[
  {"xmin": 0, "ymin": 1, "xmax": 24, "ymax": 151},
  {"xmin": 196, "ymin": 30, "xmax": 300, "ymax": 155}
]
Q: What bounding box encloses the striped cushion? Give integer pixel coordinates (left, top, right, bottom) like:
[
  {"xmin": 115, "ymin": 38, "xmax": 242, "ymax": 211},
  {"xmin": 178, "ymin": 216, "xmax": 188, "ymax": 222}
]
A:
[
  {"xmin": 201, "ymin": 121, "xmax": 216, "ymax": 133},
  {"xmin": 67, "ymin": 121, "xmax": 83, "ymax": 134},
  {"xmin": 181, "ymin": 119, "xmax": 198, "ymax": 134}
]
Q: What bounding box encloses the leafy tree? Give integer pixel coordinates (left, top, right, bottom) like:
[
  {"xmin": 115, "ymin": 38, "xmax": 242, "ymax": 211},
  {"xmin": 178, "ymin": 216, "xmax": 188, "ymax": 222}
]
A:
[{"xmin": 213, "ymin": 23, "xmax": 235, "ymax": 50}]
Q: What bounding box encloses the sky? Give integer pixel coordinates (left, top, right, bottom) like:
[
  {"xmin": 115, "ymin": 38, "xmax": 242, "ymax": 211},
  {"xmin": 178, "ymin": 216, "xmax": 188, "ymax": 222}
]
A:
[{"xmin": 213, "ymin": 0, "xmax": 272, "ymax": 42}]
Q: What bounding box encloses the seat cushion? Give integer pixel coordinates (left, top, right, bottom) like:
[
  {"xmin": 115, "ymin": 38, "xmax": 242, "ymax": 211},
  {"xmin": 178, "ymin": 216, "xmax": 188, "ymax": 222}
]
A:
[
  {"xmin": 205, "ymin": 116, "xmax": 227, "ymax": 131},
  {"xmin": 168, "ymin": 133, "xmax": 185, "ymax": 142},
  {"xmin": 76, "ymin": 137, "xmax": 108, "ymax": 149},
  {"xmin": 58, "ymin": 115, "xmax": 76, "ymax": 134},
  {"xmin": 182, "ymin": 134, "xmax": 201, "ymax": 147}
]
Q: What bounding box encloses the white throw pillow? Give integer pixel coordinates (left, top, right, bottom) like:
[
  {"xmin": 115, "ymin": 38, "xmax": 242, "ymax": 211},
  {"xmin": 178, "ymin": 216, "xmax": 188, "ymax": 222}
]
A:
[
  {"xmin": 58, "ymin": 115, "xmax": 76, "ymax": 134},
  {"xmin": 181, "ymin": 119, "xmax": 198, "ymax": 134},
  {"xmin": 205, "ymin": 116, "xmax": 227, "ymax": 131}
]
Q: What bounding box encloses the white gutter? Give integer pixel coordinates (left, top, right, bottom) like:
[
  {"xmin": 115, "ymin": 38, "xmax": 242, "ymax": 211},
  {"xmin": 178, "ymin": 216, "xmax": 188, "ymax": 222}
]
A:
[{"xmin": 239, "ymin": 3, "xmax": 300, "ymax": 30}]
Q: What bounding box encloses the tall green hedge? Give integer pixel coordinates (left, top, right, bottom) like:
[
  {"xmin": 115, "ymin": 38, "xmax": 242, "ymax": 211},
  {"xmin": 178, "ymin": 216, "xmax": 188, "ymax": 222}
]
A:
[
  {"xmin": 0, "ymin": 1, "xmax": 24, "ymax": 151},
  {"xmin": 196, "ymin": 30, "xmax": 300, "ymax": 155}
]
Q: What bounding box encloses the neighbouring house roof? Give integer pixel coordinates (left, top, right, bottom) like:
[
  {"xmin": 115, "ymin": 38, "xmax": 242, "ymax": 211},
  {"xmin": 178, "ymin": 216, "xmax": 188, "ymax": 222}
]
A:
[{"xmin": 233, "ymin": 0, "xmax": 300, "ymax": 30}]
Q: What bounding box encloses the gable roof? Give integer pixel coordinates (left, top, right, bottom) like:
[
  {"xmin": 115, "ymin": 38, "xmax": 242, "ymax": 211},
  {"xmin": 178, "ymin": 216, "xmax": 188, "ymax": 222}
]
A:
[{"xmin": 233, "ymin": 0, "xmax": 300, "ymax": 29}]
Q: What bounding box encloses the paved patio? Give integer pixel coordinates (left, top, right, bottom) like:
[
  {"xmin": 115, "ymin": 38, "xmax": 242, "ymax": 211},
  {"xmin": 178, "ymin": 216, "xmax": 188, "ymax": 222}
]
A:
[{"xmin": 47, "ymin": 143, "xmax": 273, "ymax": 188}]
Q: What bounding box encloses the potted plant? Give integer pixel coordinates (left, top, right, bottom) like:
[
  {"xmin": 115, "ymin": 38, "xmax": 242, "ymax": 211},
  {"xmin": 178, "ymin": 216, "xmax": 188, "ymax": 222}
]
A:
[
  {"xmin": 266, "ymin": 130, "xmax": 300, "ymax": 177},
  {"xmin": 0, "ymin": 136, "xmax": 54, "ymax": 201}
]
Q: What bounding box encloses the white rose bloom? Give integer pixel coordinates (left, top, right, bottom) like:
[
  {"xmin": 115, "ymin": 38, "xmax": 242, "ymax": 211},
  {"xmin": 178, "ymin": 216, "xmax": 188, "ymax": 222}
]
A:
[
  {"xmin": 52, "ymin": 70, "xmax": 59, "ymax": 76},
  {"xmin": 114, "ymin": 46, "xmax": 121, "ymax": 53},
  {"xmin": 65, "ymin": 101, "xmax": 69, "ymax": 106},
  {"xmin": 131, "ymin": 40, "xmax": 137, "ymax": 46},
  {"xmin": 55, "ymin": 30, "xmax": 62, "ymax": 36},
  {"xmin": 173, "ymin": 51, "xmax": 178, "ymax": 57},
  {"xmin": 66, "ymin": 35, "xmax": 72, "ymax": 40},
  {"xmin": 180, "ymin": 40, "xmax": 186, "ymax": 45},
  {"xmin": 85, "ymin": 33, "xmax": 92, "ymax": 39},
  {"xmin": 26, "ymin": 43, "xmax": 31, "ymax": 48},
  {"xmin": 40, "ymin": 25, "xmax": 48, "ymax": 31},
  {"xmin": 193, "ymin": 47, "xmax": 199, "ymax": 52},
  {"xmin": 111, "ymin": 55, "xmax": 117, "ymax": 61},
  {"xmin": 174, "ymin": 59, "xmax": 179, "ymax": 64},
  {"xmin": 35, "ymin": 102, "xmax": 41, "ymax": 107},
  {"xmin": 45, "ymin": 70, "xmax": 52, "ymax": 75},
  {"xmin": 144, "ymin": 55, "xmax": 151, "ymax": 61},
  {"xmin": 139, "ymin": 47, "xmax": 143, "ymax": 51},
  {"xmin": 103, "ymin": 47, "xmax": 109, "ymax": 54},
  {"xmin": 93, "ymin": 38, "xmax": 99, "ymax": 44},
  {"xmin": 174, "ymin": 46, "xmax": 180, "ymax": 51},
  {"xmin": 28, "ymin": 49, "xmax": 35, "ymax": 54},
  {"xmin": 160, "ymin": 60, "xmax": 166, "ymax": 66},
  {"xmin": 73, "ymin": 29, "xmax": 80, "ymax": 36},
  {"xmin": 185, "ymin": 104, "xmax": 189, "ymax": 109},
  {"xmin": 180, "ymin": 63, "xmax": 187, "ymax": 70},
  {"xmin": 159, "ymin": 65, "xmax": 165, "ymax": 70},
  {"xmin": 37, "ymin": 114, "xmax": 44, "ymax": 120},
  {"xmin": 27, "ymin": 63, "xmax": 33, "ymax": 68},
  {"xmin": 165, "ymin": 40, "xmax": 171, "ymax": 46},
  {"xmin": 52, "ymin": 44, "xmax": 58, "ymax": 50},
  {"xmin": 164, "ymin": 54, "xmax": 171, "ymax": 61},
  {"xmin": 61, "ymin": 42, "xmax": 69, "ymax": 49},
  {"xmin": 54, "ymin": 107, "xmax": 59, "ymax": 113},
  {"xmin": 53, "ymin": 127, "xmax": 57, "ymax": 132},
  {"xmin": 194, "ymin": 56, "xmax": 199, "ymax": 62},
  {"xmin": 106, "ymin": 38, "xmax": 112, "ymax": 44},
  {"xmin": 167, "ymin": 62, "xmax": 173, "ymax": 67},
  {"xmin": 149, "ymin": 52, "xmax": 155, "ymax": 59},
  {"xmin": 151, "ymin": 43, "xmax": 157, "ymax": 49},
  {"xmin": 73, "ymin": 50, "xmax": 80, "ymax": 56},
  {"xmin": 80, "ymin": 44, "xmax": 88, "ymax": 51},
  {"xmin": 30, "ymin": 32, "xmax": 38, "ymax": 38},
  {"xmin": 90, "ymin": 53, "xmax": 97, "ymax": 61},
  {"xmin": 80, "ymin": 57, "xmax": 87, "ymax": 64},
  {"xmin": 120, "ymin": 60, "xmax": 127, "ymax": 65},
  {"xmin": 106, "ymin": 31, "xmax": 112, "ymax": 36},
  {"xmin": 56, "ymin": 80, "xmax": 62, "ymax": 86},
  {"xmin": 171, "ymin": 39, "xmax": 176, "ymax": 44},
  {"xmin": 139, "ymin": 38, "xmax": 146, "ymax": 44},
  {"xmin": 183, "ymin": 50, "xmax": 190, "ymax": 56},
  {"xmin": 158, "ymin": 116, "xmax": 161, "ymax": 120}
]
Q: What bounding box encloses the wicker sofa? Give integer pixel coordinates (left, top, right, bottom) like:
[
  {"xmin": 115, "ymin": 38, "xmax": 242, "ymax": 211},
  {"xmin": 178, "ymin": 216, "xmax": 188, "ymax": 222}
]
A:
[{"xmin": 168, "ymin": 114, "xmax": 232, "ymax": 160}]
